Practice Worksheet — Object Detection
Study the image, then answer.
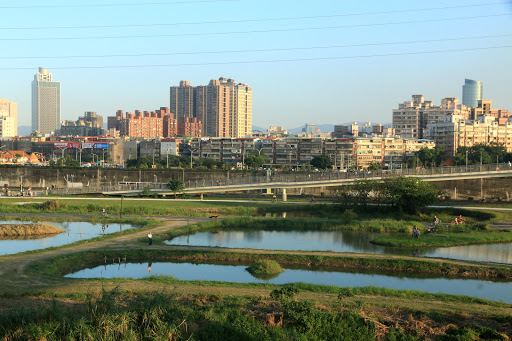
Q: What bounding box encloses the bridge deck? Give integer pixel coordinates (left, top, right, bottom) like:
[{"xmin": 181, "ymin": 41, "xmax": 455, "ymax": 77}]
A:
[{"xmin": 52, "ymin": 164, "xmax": 512, "ymax": 196}]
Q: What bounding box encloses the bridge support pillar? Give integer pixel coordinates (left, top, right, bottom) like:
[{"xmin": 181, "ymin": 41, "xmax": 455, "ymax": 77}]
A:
[
  {"xmin": 282, "ymin": 189, "xmax": 287, "ymax": 202},
  {"xmin": 266, "ymin": 188, "xmax": 272, "ymax": 194}
]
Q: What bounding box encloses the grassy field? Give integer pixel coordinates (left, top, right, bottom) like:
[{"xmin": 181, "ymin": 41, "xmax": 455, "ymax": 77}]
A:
[{"xmin": 372, "ymin": 230, "xmax": 512, "ymax": 248}]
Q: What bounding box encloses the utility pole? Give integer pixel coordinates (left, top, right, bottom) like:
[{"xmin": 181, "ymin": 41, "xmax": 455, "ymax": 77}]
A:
[{"xmin": 465, "ymin": 150, "xmax": 468, "ymax": 172}]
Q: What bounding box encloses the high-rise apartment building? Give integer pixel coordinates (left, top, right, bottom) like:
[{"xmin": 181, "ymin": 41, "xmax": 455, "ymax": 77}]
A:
[
  {"xmin": 462, "ymin": 79, "xmax": 483, "ymax": 108},
  {"xmin": 32, "ymin": 67, "xmax": 61, "ymax": 134},
  {"xmin": 219, "ymin": 77, "xmax": 253, "ymax": 138},
  {"xmin": 170, "ymin": 80, "xmax": 194, "ymax": 120},
  {"xmin": 170, "ymin": 77, "xmax": 252, "ymax": 138},
  {"xmin": 0, "ymin": 98, "xmax": 17, "ymax": 137}
]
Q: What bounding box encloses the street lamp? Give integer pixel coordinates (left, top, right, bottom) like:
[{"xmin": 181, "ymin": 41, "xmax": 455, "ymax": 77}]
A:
[{"xmin": 190, "ymin": 149, "xmax": 197, "ymax": 169}]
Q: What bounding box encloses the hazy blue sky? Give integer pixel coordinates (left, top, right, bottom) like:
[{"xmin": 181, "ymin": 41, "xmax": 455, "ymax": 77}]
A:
[{"xmin": 1, "ymin": 0, "xmax": 511, "ymax": 129}]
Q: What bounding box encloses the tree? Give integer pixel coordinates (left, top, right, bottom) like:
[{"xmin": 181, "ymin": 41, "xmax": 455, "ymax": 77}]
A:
[
  {"xmin": 245, "ymin": 154, "xmax": 265, "ymax": 169},
  {"xmin": 310, "ymin": 155, "xmax": 332, "ymax": 170},
  {"xmin": 167, "ymin": 179, "xmax": 185, "ymax": 199},
  {"xmin": 415, "ymin": 146, "xmax": 445, "ymax": 167},
  {"xmin": 455, "ymin": 144, "xmax": 507, "ymax": 165},
  {"xmin": 381, "ymin": 177, "xmax": 441, "ymax": 214}
]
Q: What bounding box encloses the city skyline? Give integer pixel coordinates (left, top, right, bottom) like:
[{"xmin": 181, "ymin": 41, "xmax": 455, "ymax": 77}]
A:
[{"xmin": 0, "ymin": 1, "xmax": 510, "ymax": 129}]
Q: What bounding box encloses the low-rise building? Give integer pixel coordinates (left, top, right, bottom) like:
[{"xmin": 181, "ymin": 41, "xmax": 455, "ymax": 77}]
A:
[
  {"xmin": 427, "ymin": 114, "xmax": 512, "ymax": 155},
  {"xmin": 60, "ymin": 112, "xmax": 104, "ymax": 137}
]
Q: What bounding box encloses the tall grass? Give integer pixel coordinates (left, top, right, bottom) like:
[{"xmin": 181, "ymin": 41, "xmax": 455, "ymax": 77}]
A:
[{"xmin": 0, "ymin": 289, "xmax": 377, "ymax": 340}]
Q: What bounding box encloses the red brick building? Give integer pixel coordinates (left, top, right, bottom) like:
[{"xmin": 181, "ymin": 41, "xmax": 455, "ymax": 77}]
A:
[
  {"xmin": 178, "ymin": 117, "xmax": 202, "ymax": 137},
  {"xmin": 108, "ymin": 107, "xmax": 202, "ymax": 138}
]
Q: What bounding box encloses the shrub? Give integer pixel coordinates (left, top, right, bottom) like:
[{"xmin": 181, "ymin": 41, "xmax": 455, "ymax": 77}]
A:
[
  {"xmin": 41, "ymin": 200, "xmax": 60, "ymax": 211},
  {"xmin": 247, "ymin": 260, "xmax": 283, "ymax": 280},
  {"xmin": 341, "ymin": 209, "xmax": 357, "ymax": 225}
]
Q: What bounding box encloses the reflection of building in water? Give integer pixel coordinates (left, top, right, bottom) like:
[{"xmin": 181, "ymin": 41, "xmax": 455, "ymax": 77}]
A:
[
  {"xmin": 426, "ymin": 243, "xmax": 512, "ymax": 264},
  {"xmin": 208, "ymin": 231, "xmax": 264, "ymax": 243}
]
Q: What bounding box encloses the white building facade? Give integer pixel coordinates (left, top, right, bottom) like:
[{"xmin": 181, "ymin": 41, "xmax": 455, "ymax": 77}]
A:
[{"xmin": 32, "ymin": 68, "xmax": 61, "ymax": 135}]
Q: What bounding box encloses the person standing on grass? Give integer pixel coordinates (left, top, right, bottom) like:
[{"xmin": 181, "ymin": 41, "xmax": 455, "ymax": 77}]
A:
[{"xmin": 148, "ymin": 232, "xmax": 153, "ymax": 245}]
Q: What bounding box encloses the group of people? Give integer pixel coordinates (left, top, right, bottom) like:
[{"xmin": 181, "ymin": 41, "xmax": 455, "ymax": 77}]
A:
[
  {"xmin": 454, "ymin": 215, "xmax": 465, "ymax": 225},
  {"xmin": 412, "ymin": 226, "xmax": 421, "ymax": 239}
]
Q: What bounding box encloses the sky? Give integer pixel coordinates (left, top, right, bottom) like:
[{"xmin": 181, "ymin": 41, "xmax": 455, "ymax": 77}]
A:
[{"xmin": 0, "ymin": 0, "xmax": 511, "ymax": 130}]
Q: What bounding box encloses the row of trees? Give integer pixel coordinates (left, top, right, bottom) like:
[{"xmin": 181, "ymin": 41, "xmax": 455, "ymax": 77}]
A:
[{"xmin": 336, "ymin": 177, "xmax": 441, "ymax": 214}]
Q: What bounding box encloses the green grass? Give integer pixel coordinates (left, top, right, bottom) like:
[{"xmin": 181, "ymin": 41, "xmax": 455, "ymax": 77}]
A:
[
  {"xmin": 0, "ymin": 198, "xmax": 316, "ymax": 218},
  {"xmin": 372, "ymin": 230, "xmax": 512, "ymax": 248},
  {"xmin": 246, "ymin": 260, "xmax": 284, "ymax": 280}
]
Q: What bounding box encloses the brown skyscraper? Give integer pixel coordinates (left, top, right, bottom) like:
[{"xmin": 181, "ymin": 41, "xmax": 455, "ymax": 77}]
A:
[
  {"xmin": 170, "ymin": 80, "xmax": 194, "ymax": 120},
  {"xmin": 170, "ymin": 77, "xmax": 252, "ymax": 138}
]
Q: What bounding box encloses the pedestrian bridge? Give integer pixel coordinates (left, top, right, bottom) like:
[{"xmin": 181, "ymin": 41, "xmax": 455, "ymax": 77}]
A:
[{"xmin": 52, "ymin": 163, "xmax": 512, "ymax": 197}]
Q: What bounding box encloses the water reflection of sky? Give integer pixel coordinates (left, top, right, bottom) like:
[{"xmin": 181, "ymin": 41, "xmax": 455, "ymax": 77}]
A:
[
  {"xmin": 0, "ymin": 221, "xmax": 134, "ymax": 255},
  {"xmin": 165, "ymin": 230, "xmax": 512, "ymax": 264},
  {"xmin": 66, "ymin": 262, "xmax": 512, "ymax": 303}
]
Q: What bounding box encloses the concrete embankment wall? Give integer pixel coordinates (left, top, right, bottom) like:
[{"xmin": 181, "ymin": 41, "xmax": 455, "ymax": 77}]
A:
[{"xmin": 0, "ymin": 167, "xmax": 257, "ymax": 189}]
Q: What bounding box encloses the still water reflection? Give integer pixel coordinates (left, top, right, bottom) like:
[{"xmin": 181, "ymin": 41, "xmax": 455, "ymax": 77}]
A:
[
  {"xmin": 66, "ymin": 262, "xmax": 512, "ymax": 303},
  {"xmin": 0, "ymin": 220, "xmax": 135, "ymax": 255},
  {"xmin": 164, "ymin": 230, "xmax": 512, "ymax": 264}
]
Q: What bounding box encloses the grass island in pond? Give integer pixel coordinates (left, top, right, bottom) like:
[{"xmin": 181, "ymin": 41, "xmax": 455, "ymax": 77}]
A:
[{"xmin": 0, "ymin": 223, "xmax": 64, "ymax": 238}]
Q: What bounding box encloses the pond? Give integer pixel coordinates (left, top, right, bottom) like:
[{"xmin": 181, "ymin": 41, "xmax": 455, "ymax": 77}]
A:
[
  {"xmin": 0, "ymin": 220, "xmax": 137, "ymax": 255},
  {"xmin": 164, "ymin": 230, "xmax": 512, "ymax": 264},
  {"xmin": 66, "ymin": 261, "xmax": 512, "ymax": 303}
]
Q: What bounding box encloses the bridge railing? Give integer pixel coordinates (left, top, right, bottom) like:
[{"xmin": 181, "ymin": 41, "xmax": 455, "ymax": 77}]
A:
[
  {"xmin": 183, "ymin": 163, "xmax": 512, "ymax": 189},
  {"xmin": 50, "ymin": 163, "xmax": 512, "ymax": 194}
]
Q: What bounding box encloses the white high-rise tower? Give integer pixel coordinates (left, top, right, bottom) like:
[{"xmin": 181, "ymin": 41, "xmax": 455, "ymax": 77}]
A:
[{"xmin": 32, "ymin": 67, "xmax": 61, "ymax": 134}]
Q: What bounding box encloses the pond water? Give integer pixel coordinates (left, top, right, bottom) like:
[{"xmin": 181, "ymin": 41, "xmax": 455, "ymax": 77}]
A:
[
  {"xmin": 66, "ymin": 262, "xmax": 512, "ymax": 303},
  {"xmin": 164, "ymin": 230, "xmax": 512, "ymax": 264},
  {"xmin": 0, "ymin": 220, "xmax": 136, "ymax": 255}
]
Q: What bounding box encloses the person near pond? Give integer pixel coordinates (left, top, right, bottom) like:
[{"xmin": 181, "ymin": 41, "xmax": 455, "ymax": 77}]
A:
[
  {"xmin": 457, "ymin": 215, "xmax": 464, "ymax": 224},
  {"xmin": 102, "ymin": 207, "xmax": 106, "ymax": 216},
  {"xmin": 311, "ymin": 196, "xmax": 315, "ymax": 202},
  {"xmin": 272, "ymin": 195, "xmax": 277, "ymax": 203},
  {"xmin": 412, "ymin": 226, "xmax": 420, "ymax": 238},
  {"xmin": 148, "ymin": 232, "xmax": 153, "ymax": 245},
  {"xmin": 454, "ymin": 217, "xmax": 459, "ymax": 225},
  {"xmin": 433, "ymin": 216, "xmax": 439, "ymax": 226}
]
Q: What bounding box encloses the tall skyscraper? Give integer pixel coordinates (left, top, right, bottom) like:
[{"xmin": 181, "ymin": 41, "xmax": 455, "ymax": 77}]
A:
[
  {"xmin": 219, "ymin": 77, "xmax": 253, "ymax": 138},
  {"xmin": 0, "ymin": 98, "xmax": 17, "ymax": 137},
  {"xmin": 169, "ymin": 77, "xmax": 252, "ymax": 138},
  {"xmin": 462, "ymin": 79, "xmax": 483, "ymax": 108},
  {"xmin": 170, "ymin": 80, "xmax": 194, "ymax": 120},
  {"xmin": 32, "ymin": 67, "xmax": 61, "ymax": 134}
]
